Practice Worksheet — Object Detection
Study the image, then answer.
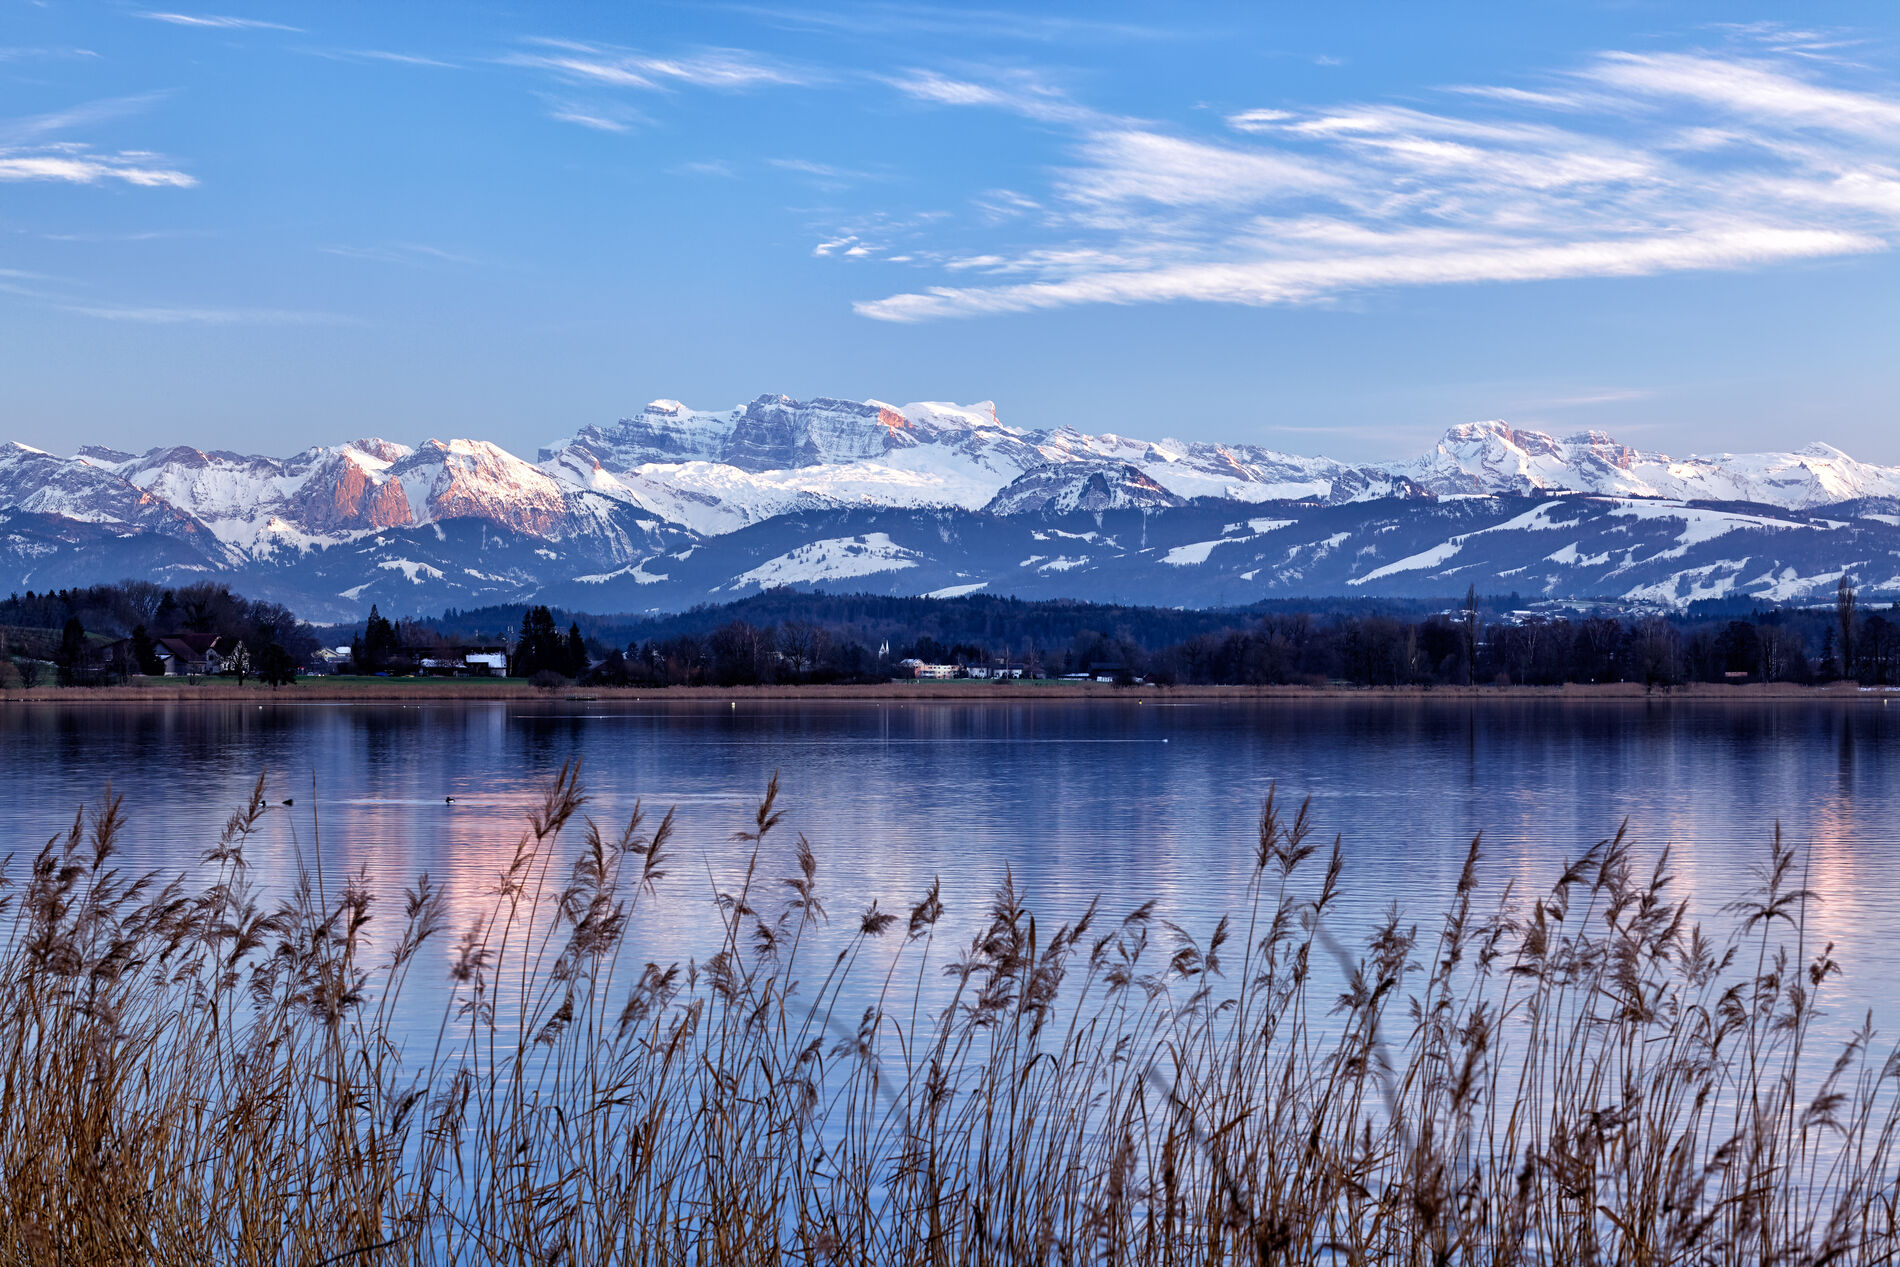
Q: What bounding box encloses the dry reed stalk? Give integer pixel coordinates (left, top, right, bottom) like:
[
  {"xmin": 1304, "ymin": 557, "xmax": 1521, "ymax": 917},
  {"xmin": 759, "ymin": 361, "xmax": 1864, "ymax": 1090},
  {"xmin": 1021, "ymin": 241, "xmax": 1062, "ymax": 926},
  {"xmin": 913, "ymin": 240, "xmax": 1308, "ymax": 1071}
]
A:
[{"xmin": 1, "ymin": 765, "xmax": 1897, "ymax": 1265}]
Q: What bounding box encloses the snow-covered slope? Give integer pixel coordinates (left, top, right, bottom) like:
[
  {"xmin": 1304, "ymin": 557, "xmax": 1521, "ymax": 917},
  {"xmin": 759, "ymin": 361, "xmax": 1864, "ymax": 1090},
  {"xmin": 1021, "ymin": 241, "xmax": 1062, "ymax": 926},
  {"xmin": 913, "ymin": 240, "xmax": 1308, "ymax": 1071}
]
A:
[
  {"xmin": 534, "ymin": 394, "xmax": 1433, "ymax": 527},
  {"xmin": 8, "ymin": 394, "xmax": 1900, "ymax": 617},
  {"xmin": 85, "ymin": 439, "xmax": 417, "ymax": 555},
  {"xmin": 53, "ymin": 436, "xmax": 683, "ymax": 562},
  {"xmin": 1403, "ymin": 422, "xmax": 1900, "ymax": 508},
  {"xmin": 1037, "ymin": 428, "xmax": 1419, "ymax": 504},
  {"xmin": 985, "ymin": 461, "xmax": 1186, "ymax": 515}
]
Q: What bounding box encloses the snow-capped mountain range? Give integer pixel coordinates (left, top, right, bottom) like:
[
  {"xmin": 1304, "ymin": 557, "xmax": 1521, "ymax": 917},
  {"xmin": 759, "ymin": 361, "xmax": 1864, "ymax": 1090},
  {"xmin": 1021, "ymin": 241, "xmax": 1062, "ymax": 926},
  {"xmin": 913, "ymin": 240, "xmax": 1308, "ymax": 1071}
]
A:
[{"xmin": 5, "ymin": 395, "xmax": 1899, "ymax": 620}]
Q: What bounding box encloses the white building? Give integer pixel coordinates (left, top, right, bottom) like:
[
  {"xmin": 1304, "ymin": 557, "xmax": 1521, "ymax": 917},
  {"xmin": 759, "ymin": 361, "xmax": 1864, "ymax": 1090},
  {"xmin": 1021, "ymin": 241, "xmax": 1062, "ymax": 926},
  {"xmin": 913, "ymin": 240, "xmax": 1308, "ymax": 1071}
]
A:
[{"xmin": 896, "ymin": 658, "xmax": 958, "ymax": 680}]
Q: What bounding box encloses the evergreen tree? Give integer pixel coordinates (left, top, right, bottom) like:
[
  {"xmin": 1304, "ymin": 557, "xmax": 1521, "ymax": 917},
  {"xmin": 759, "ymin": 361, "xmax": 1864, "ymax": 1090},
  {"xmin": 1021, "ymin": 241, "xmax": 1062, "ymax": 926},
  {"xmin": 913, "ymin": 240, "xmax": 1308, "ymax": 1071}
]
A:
[
  {"xmin": 55, "ymin": 616, "xmax": 87, "ymax": 686},
  {"xmin": 1838, "ymin": 575, "xmax": 1858, "ymax": 681},
  {"xmin": 352, "ymin": 604, "xmax": 400, "ymax": 673},
  {"xmin": 131, "ymin": 625, "xmax": 162, "ymax": 675},
  {"xmin": 565, "ymin": 622, "xmax": 589, "ymax": 677},
  {"xmin": 511, "ymin": 606, "xmax": 562, "ymax": 677}
]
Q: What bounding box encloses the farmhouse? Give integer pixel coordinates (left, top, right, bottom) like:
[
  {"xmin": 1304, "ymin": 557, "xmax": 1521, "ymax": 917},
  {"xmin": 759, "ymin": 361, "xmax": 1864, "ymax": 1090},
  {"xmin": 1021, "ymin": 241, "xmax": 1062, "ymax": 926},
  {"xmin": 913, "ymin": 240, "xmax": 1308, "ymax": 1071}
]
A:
[{"xmin": 152, "ymin": 634, "xmax": 224, "ymax": 676}]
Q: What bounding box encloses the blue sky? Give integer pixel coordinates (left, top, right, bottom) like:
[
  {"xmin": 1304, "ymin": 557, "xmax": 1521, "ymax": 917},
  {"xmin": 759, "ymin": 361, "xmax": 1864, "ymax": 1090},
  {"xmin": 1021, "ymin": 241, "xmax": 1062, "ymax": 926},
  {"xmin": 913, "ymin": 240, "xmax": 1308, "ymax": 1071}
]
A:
[{"xmin": 5, "ymin": 2, "xmax": 1900, "ymax": 462}]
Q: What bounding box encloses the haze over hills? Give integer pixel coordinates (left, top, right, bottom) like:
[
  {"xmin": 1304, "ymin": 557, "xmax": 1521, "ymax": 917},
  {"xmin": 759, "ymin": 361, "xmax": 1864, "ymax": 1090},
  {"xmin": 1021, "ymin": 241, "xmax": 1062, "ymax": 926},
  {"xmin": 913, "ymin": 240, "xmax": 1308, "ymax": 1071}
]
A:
[{"xmin": 5, "ymin": 394, "xmax": 1900, "ymax": 621}]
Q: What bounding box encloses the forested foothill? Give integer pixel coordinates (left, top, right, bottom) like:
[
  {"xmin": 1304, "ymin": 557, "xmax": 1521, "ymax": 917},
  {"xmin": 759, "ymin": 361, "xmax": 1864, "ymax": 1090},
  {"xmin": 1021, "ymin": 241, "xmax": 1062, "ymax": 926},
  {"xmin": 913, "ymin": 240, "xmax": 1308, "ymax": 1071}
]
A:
[{"xmin": 370, "ymin": 581, "xmax": 1898, "ymax": 689}]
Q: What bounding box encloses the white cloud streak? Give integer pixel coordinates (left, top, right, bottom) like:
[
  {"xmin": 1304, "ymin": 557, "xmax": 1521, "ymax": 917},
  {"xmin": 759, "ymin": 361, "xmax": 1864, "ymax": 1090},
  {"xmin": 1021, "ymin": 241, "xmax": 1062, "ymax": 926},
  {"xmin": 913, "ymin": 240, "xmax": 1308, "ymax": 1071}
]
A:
[
  {"xmin": 0, "ymin": 146, "xmax": 195, "ymax": 187},
  {"xmin": 850, "ymin": 38, "xmax": 1900, "ymax": 321},
  {"xmin": 305, "ymin": 48, "xmax": 457, "ymax": 68},
  {"xmin": 59, "ymin": 302, "xmax": 354, "ymax": 324},
  {"xmin": 505, "ymin": 39, "xmax": 808, "ymax": 92},
  {"xmin": 541, "ymin": 98, "xmax": 646, "ymax": 132},
  {"xmin": 0, "ymin": 47, "xmax": 100, "ymax": 62},
  {"xmin": 1584, "ymin": 51, "xmax": 1900, "ymax": 136},
  {"xmin": 2, "ymin": 93, "xmax": 173, "ymax": 144},
  {"xmin": 136, "ymin": 11, "xmax": 303, "ymax": 32},
  {"xmin": 858, "ymin": 227, "xmax": 1873, "ymax": 321},
  {"xmin": 0, "ymin": 94, "xmax": 193, "ymax": 189},
  {"xmin": 728, "ymin": 4, "xmax": 1181, "ymax": 44},
  {"xmin": 320, "ymin": 243, "xmax": 477, "ymax": 265},
  {"xmin": 881, "ymin": 68, "xmax": 1101, "ymax": 125}
]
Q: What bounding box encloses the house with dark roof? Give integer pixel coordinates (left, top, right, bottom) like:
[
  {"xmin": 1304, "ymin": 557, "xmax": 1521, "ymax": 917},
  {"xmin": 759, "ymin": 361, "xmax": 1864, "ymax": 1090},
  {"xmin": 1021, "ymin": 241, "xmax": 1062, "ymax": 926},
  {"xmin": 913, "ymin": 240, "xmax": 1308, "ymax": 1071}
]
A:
[{"xmin": 152, "ymin": 633, "xmax": 224, "ymax": 676}]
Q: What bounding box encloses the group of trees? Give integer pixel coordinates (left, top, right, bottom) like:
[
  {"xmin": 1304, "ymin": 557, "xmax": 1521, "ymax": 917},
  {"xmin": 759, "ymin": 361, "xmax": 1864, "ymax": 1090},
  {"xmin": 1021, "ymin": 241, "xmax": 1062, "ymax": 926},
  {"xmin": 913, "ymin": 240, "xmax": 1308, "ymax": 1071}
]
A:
[
  {"xmin": 348, "ymin": 605, "xmax": 403, "ymax": 675},
  {"xmin": 2, "ymin": 580, "xmax": 314, "ymax": 687},
  {"xmin": 509, "ymin": 606, "xmax": 589, "ymax": 680},
  {"xmin": 17, "ymin": 579, "xmax": 1900, "ymax": 691},
  {"xmin": 1087, "ymin": 599, "xmax": 1897, "ymax": 690},
  {"xmin": 551, "ymin": 585, "xmax": 1900, "ymax": 690},
  {"xmin": 424, "ymin": 592, "xmax": 1266, "ymax": 664},
  {"xmin": 586, "ymin": 620, "xmax": 882, "ymax": 687}
]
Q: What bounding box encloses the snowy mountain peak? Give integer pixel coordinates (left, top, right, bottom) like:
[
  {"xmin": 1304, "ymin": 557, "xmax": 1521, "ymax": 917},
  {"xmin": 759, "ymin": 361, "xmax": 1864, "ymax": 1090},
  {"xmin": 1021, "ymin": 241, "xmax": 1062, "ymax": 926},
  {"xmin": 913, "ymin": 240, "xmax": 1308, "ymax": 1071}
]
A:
[
  {"xmin": 986, "ymin": 460, "xmax": 1186, "ymax": 515},
  {"xmin": 338, "ymin": 438, "xmax": 413, "ymax": 465},
  {"xmin": 1403, "ymin": 422, "xmax": 1900, "ymax": 508},
  {"xmin": 10, "ymin": 394, "xmax": 1900, "ymax": 622}
]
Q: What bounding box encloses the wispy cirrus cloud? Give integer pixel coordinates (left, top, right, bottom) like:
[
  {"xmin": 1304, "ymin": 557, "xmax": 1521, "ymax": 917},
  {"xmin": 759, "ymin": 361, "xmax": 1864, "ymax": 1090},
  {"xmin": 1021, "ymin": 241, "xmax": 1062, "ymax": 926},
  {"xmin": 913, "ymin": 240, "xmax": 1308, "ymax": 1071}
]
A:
[
  {"xmin": 0, "ymin": 147, "xmax": 195, "ymax": 187},
  {"xmin": 880, "ymin": 68, "xmax": 1101, "ymax": 125},
  {"xmin": 0, "ymin": 273, "xmax": 349, "ymax": 325},
  {"xmin": 503, "ymin": 39, "xmax": 809, "ymax": 92},
  {"xmin": 1525, "ymin": 388, "xmax": 1655, "ymax": 409},
  {"xmin": 60, "ymin": 302, "xmax": 353, "ymax": 324},
  {"xmin": 727, "ymin": 3, "xmax": 1184, "ymax": 44},
  {"xmin": 0, "ymin": 46, "xmax": 100, "ymax": 62},
  {"xmin": 302, "ymin": 47, "xmax": 457, "ymax": 69},
  {"xmin": 846, "ymin": 32, "xmax": 1900, "ymax": 322},
  {"xmin": 502, "ymin": 38, "xmax": 811, "ymax": 132},
  {"xmin": 2, "ymin": 93, "xmax": 174, "ymax": 144},
  {"xmin": 38, "ymin": 229, "xmax": 210, "ymax": 242},
  {"xmin": 860, "ymin": 228, "xmax": 1870, "ymax": 321},
  {"xmin": 1585, "ymin": 50, "xmax": 1900, "ymax": 135},
  {"xmin": 769, "ymin": 156, "xmax": 896, "ymax": 191},
  {"xmin": 135, "ymin": 12, "xmax": 302, "ymax": 32},
  {"xmin": 0, "ymin": 255, "xmax": 344, "ymax": 325},
  {"xmin": 0, "ymin": 93, "xmax": 194, "ymax": 188},
  {"xmin": 539, "ymin": 96, "xmax": 648, "ymax": 133},
  {"xmin": 319, "ymin": 242, "xmax": 478, "ymax": 266}
]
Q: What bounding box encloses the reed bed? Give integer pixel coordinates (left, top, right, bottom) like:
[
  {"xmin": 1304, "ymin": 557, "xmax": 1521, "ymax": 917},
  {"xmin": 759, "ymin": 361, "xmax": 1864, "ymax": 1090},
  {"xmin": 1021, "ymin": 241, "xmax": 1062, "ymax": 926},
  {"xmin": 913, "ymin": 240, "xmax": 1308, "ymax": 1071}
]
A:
[{"xmin": 3, "ymin": 763, "xmax": 1898, "ymax": 1265}]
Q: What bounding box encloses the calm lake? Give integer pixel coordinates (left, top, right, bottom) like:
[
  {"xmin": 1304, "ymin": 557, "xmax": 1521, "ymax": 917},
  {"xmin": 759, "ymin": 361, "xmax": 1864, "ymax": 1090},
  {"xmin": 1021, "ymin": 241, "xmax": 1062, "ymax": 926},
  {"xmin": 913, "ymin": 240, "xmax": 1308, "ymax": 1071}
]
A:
[{"xmin": 6, "ymin": 695, "xmax": 1900, "ymax": 1036}]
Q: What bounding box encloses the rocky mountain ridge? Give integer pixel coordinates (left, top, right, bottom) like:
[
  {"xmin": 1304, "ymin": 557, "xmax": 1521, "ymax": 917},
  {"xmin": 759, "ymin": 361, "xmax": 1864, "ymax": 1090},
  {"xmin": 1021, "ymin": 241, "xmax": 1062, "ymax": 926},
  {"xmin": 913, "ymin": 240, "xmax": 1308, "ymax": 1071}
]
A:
[{"xmin": 6, "ymin": 396, "xmax": 1899, "ymax": 619}]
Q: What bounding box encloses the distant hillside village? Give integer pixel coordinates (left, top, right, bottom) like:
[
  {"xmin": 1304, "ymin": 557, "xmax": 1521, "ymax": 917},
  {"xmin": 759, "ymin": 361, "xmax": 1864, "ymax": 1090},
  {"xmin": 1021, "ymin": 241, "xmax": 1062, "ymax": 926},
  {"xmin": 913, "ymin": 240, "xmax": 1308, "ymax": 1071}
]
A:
[{"xmin": 4, "ymin": 580, "xmax": 1899, "ymax": 690}]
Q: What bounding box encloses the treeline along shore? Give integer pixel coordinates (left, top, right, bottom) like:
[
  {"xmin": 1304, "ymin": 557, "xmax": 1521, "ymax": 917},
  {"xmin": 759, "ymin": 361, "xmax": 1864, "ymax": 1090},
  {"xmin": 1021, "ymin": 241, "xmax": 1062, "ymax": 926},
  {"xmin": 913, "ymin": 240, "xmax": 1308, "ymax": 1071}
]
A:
[{"xmin": 5, "ymin": 578, "xmax": 1899, "ymax": 693}]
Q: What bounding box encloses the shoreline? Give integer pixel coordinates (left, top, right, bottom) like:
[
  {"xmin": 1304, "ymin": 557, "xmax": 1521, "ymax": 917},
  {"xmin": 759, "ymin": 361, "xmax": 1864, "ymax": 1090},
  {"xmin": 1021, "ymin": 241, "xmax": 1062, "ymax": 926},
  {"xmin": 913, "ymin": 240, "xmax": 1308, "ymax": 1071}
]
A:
[{"xmin": 2, "ymin": 679, "xmax": 1890, "ymax": 704}]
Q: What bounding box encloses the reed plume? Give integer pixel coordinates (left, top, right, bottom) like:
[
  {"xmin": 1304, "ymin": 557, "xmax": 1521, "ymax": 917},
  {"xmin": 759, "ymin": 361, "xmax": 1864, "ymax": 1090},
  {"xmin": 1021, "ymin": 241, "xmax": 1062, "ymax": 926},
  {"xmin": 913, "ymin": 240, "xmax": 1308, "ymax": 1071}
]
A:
[{"xmin": 2, "ymin": 764, "xmax": 1897, "ymax": 1264}]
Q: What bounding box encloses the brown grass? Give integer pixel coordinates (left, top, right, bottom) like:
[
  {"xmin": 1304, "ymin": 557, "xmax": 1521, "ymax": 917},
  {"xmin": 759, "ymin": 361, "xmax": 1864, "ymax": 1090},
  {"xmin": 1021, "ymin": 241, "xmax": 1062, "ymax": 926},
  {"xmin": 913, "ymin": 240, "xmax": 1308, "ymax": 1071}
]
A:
[
  {"xmin": 3, "ymin": 767, "xmax": 1898, "ymax": 1264},
  {"xmin": 4, "ymin": 677, "xmax": 1882, "ymax": 703}
]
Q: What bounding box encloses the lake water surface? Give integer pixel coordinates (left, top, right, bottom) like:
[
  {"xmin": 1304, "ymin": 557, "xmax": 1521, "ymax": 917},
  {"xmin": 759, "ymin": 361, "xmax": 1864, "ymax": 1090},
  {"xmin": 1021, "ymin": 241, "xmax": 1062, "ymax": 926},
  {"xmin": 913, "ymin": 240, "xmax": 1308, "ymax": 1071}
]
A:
[{"xmin": 6, "ymin": 695, "xmax": 1900, "ymax": 1036}]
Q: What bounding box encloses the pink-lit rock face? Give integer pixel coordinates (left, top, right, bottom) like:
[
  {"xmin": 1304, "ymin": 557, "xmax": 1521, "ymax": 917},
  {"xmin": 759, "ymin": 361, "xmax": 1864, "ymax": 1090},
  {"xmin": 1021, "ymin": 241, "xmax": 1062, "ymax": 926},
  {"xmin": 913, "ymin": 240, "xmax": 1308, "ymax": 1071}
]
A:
[
  {"xmin": 403, "ymin": 439, "xmax": 569, "ymax": 537},
  {"xmin": 306, "ymin": 451, "xmax": 414, "ymax": 532},
  {"xmin": 9, "ymin": 394, "xmax": 1900, "ymax": 622}
]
